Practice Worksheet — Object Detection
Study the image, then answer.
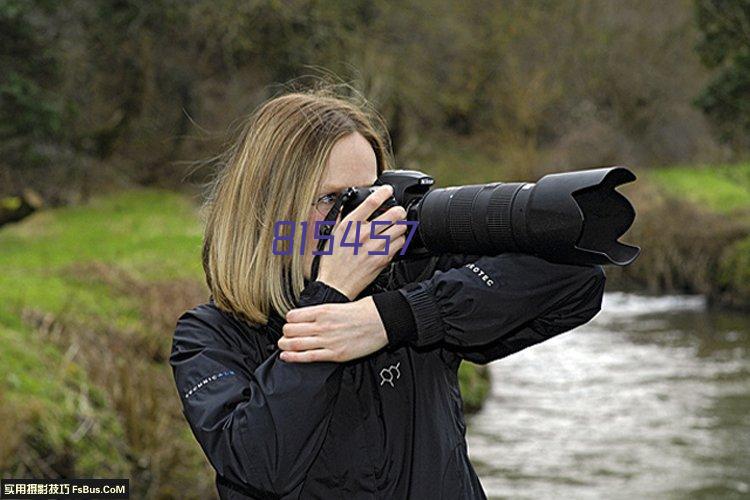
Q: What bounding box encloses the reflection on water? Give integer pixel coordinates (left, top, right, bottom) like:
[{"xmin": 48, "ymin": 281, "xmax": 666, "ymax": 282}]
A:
[{"xmin": 468, "ymin": 293, "xmax": 750, "ymax": 500}]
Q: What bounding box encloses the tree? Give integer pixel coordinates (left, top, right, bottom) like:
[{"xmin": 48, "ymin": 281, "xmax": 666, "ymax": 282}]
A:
[
  {"xmin": 0, "ymin": 1, "xmax": 65, "ymax": 161},
  {"xmin": 694, "ymin": 0, "xmax": 750, "ymax": 149}
]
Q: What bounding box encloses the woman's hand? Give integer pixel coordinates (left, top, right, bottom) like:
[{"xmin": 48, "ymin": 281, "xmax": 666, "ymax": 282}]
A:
[
  {"xmin": 316, "ymin": 184, "xmax": 407, "ymax": 300},
  {"xmin": 279, "ymin": 297, "xmax": 388, "ymax": 362}
]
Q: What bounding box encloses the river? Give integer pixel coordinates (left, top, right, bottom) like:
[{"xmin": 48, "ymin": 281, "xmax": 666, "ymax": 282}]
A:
[{"xmin": 468, "ymin": 292, "xmax": 750, "ymax": 499}]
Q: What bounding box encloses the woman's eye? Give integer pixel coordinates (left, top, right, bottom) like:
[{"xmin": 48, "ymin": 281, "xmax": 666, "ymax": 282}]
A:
[{"xmin": 322, "ymin": 193, "xmax": 337, "ymax": 203}]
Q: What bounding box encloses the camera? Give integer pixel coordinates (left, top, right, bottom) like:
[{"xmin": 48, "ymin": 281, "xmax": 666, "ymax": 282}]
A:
[{"xmin": 336, "ymin": 167, "xmax": 640, "ymax": 267}]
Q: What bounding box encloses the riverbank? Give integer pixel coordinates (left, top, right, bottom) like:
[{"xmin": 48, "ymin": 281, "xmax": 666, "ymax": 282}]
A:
[
  {"xmin": 654, "ymin": 164, "xmax": 750, "ymax": 308},
  {"xmin": 612, "ymin": 163, "xmax": 750, "ymax": 310},
  {"xmin": 0, "ymin": 191, "xmax": 215, "ymax": 496}
]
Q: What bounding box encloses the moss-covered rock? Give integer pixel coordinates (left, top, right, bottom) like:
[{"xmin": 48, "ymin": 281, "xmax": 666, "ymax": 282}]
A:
[
  {"xmin": 458, "ymin": 362, "xmax": 491, "ymax": 414},
  {"xmin": 716, "ymin": 235, "xmax": 750, "ymax": 309}
]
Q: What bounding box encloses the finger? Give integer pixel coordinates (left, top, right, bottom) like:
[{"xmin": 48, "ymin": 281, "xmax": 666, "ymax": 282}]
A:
[
  {"xmin": 372, "ymin": 204, "xmax": 406, "ymax": 221},
  {"xmin": 373, "ymin": 219, "xmax": 408, "ymax": 239},
  {"xmin": 369, "ymin": 206, "xmax": 407, "ymax": 234},
  {"xmin": 286, "ymin": 305, "xmax": 323, "ymax": 323},
  {"xmin": 282, "ymin": 321, "xmax": 318, "ymax": 338},
  {"xmin": 344, "ymin": 184, "xmax": 394, "ymax": 223},
  {"xmin": 280, "ymin": 348, "xmax": 338, "ymax": 363},
  {"xmin": 366, "ymin": 233, "xmax": 404, "ymax": 258},
  {"xmin": 364, "ymin": 224, "xmax": 407, "ymax": 254},
  {"xmin": 277, "ymin": 335, "xmax": 325, "ymax": 352},
  {"xmin": 388, "ymin": 235, "xmax": 406, "ymax": 255},
  {"xmin": 361, "ymin": 232, "xmax": 405, "ymax": 262},
  {"xmin": 366, "ymin": 218, "xmax": 408, "ymax": 242}
]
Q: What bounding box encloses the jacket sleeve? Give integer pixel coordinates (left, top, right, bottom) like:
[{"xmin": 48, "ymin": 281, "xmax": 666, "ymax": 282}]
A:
[
  {"xmin": 169, "ymin": 281, "xmax": 350, "ymax": 497},
  {"xmin": 392, "ymin": 253, "xmax": 482, "ymax": 285},
  {"xmin": 372, "ymin": 253, "xmax": 606, "ymax": 364},
  {"xmin": 432, "ymin": 253, "xmax": 484, "ymax": 272}
]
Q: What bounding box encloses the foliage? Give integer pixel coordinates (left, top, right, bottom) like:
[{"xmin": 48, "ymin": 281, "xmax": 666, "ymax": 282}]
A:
[
  {"xmin": 0, "ymin": 0, "xmax": 68, "ymax": 187},
  {"xmin": 694, "ymin": 0, "xmax": 750, "ymax": 149},
  {"xmin": 458, "ymin": 362, "xmax": 491, "ymax": 414},
  {"xmin": 604, "ymin": 162, "xmax": 750, "ymax": 308},
  {"xmin": 718, "ymin": 235, "xmax": 750, "ymax": 308},
  {"xmin": 0, "ymin": 0, "xmax": 732, "ymax": 204}
]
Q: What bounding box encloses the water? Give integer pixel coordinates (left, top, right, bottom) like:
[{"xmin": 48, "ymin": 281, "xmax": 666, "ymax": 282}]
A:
[{"xmin": 468, "ymin": 293, "xmax": 750, "ymax": 500}]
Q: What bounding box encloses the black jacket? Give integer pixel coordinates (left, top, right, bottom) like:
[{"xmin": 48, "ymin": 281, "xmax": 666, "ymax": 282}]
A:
[{"xmin": 169, "ymin": 252, "xmax": 606, "ymax": 499}]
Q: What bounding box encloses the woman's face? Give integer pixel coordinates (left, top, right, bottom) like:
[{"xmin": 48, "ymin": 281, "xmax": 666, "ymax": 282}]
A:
[{"xmin": 303, "ymin": 132, "xmax": 378, "ymax": 279}]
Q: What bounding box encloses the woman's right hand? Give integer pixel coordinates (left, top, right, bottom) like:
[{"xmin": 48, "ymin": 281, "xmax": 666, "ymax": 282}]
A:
[{"xmin": 316, "ymin": 184, "xmax": 408, "ymax": 300}]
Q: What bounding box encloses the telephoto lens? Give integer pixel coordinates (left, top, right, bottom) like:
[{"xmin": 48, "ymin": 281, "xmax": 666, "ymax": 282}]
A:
[{"xmin": 340, "ymin": 167, "xmax": 640, "ymax": 267}]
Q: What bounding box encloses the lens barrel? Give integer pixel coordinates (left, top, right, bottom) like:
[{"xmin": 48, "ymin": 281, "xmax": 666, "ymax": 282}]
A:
[{"xmin": 415, "ymin": 166, "xmax": 639, "ymax": 266}]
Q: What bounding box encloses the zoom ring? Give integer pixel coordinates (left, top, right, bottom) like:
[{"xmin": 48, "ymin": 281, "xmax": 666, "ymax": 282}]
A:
[
  {"xmin": 486, "ymin": 183, "xmax": 523, "ymax": 253},
  {"xmin": 447, "ymin": 187, "xmax": 480, "ymax": 251}
]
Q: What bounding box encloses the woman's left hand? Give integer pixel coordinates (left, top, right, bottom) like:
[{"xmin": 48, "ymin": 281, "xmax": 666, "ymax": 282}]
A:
[{"xmin": 279, "ymin": 297, "xmax": 388, "ymax": 363}]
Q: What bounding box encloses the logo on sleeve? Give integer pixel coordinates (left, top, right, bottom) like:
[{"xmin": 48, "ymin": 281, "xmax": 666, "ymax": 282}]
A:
[
  {"xmin": 464, "ymin": 263, "xmax": 495, "ymax": 287},
  {"xmin": 184, "ymin": 370, "xmax": 236, "ymax": 399}
]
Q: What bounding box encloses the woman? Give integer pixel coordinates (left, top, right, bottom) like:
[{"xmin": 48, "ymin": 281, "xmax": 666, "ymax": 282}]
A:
[{"xmin": 170, "ymin": 88, "xmax": 606, "ymax": 499}]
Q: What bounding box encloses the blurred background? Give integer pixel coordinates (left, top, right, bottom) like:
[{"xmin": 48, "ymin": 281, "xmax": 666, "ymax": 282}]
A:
[{"xmin": 1, "ymin": 0, "xmax": 749, "ymax": 498}]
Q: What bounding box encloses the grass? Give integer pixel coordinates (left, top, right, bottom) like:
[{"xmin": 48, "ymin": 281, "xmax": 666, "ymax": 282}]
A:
[
  {"xmin": 0, "ymin": 308, "xmax": 130, "ymax": 477},
  {"xmin": 0, "ymin": 188, "xmax": 208, "ymax": 489},
  {"xmin": 648, "ymin": 162, "xmax": 750, "ymax": 214},
  {"xmin": 0, "ymin": 189, "xmax": 203, "ymax": 329}
]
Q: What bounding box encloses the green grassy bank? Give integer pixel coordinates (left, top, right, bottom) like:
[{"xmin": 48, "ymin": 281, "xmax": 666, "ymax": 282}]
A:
[
  {"xmin": 649, "ymin": 163, "xmax": 750, "ymax": 215},
  {"xmin": 0, "ymin": 190, "xmax": 214, "ymax": 496},
  {"xmin": 630, "ymin": 163, "xmax": 750, "ymax": 308}
]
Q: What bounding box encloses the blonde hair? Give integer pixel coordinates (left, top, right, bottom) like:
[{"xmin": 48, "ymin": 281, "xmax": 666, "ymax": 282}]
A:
[{"xmin": 202, "ymin": 87, "xmax": 394, "ymax": 325}]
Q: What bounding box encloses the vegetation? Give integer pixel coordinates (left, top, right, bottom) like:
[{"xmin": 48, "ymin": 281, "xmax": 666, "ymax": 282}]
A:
[
  {"xmin": 0, "ymin": 191, "xmax": 214, "ymax": 496},
  {"xmin": 458, "ymin": 362, "xmax": 491, "ymax": 414},
  {"xmin": 2, "ymin": 0, "xmax": 745, "ymax": 205},
  {"xmin": 648, "ymin": 162, "xmax": 750, "ymax": 309},
  {"xmin": 694, "ymin": 0, "xmax": 750, "ymax": 149},
  {"xmin": 649, "ymin": 163, "xmax": 750, "ymax": 214},
  {"xmin": 607, "ymin": 162, "xmax": 750, "ymax": 307}
]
